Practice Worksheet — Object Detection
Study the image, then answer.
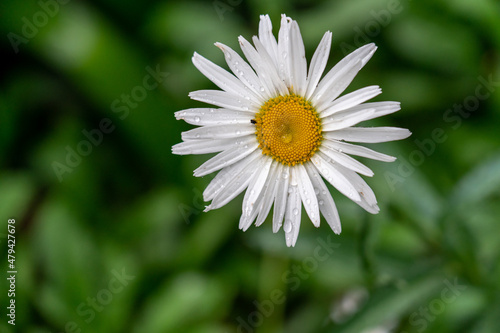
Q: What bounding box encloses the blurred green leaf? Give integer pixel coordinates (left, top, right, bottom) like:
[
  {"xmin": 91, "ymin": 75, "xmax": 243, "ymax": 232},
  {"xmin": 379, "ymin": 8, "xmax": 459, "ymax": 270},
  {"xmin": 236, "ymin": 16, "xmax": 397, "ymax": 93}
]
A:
[
  {"xmin": 449, "ymin": 152, "xmax": 500, "ymax": 209},
  {"xmin": 328, "ymin": 274, "xmax": 445, "ymax": 333}
]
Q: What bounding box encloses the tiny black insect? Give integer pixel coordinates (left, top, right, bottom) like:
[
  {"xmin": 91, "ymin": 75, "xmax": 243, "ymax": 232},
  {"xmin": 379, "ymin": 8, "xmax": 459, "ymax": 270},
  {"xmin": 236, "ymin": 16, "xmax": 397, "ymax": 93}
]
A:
[{"xmin": 251, "ymin": 119, "xmax": 257, "ymax": 124}]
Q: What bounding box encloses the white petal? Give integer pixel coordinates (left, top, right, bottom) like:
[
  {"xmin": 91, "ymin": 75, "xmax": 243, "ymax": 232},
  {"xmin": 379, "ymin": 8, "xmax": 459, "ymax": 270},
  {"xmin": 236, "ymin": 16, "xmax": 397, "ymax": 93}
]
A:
[
  {"xmin": 322, "ymin": 102, "xmax": 400, "ymax": 131},
  {"xmin": 322, "ymin": 108, "xmax": 376, "ymax": 132},
  {"xmin": 204, "ymin": 150, "xmax": 260, "ymax": 201},
  {"xmin": 312, "ymin": 43, "xmax": 377, "ymax": 111},
  {"xmin": 296, "ymin": 164, "xmax": 320, "ymax": 227},
  {"xmin": 289, "ymin": 20, "xmax": 307, "ymax": 95},
  {"xmin": 353, "ymin": 101, "xmax": 401, "ymax": 120},
  {"xmin": 273, "ymin": 164, "xmax": 289, "ymax": 233},
  {"xmin": 193, "ymin": 140, "xmax": 258, "ymax": 177},
  {"xmin": 206, "ymin": 156, "xmax": 263, "ymax": 211},
  {"xmin": 252, "ymin": 36, "xmax": 289, "ymax": 96},
  {"xmin": 284, "ymin": 171, "xmax": 301, "ymax": 247},
  {"xmin": 182, "ymin": 123, "xmax": 255, "ymax": 140},
  {"xmin": 192, "ymin": 52, "xmax": 260, "ymax": 101},
  {"xmin": 189, "ymin": 90, "xmax": 258, "ymax": 112},
  {"xmin": 258, "ymin": 14, "xmax": 279, "ymax": 68},
  {"xmin": 311, "ymin": 153, "xmax": 361, "ymax": 202},
  {"xmin": 323, "ymin": 127, "xmax": 412, "ymax": 143},
  {"xmin": 238, "ymin": 36, "xmax": 288, "ymax": 97},
  {"xmin": 277, "ymin": 14, "xmax": 292, "ymax": 87},
  {"xmin": 305, "ymin": 31, "xmax": 332, "ymax": 100},
  {"xmin": 304, "ymin": 163, "xmax": 341, "ymax": 234},
  {"xmin": 240, "ymin": 157, "xmax": 273, "ymax": 231},
  {"xmin": 320, "ymin": 86, "xmax": 382, "ymax": 118},
  {"xmin": 215, "ymin": 42, "xmax": 267, "ymax": 100},
  {"xmin": 323, "ymin": 140, "xmax": 396, "ymax": 162},
  {"xmin": 175, "ymin": 108, "xmax": 254, "ymax": 126},
  {"xmin": 172, "ymin": 136, "xmax": 253, "ymax": 155},
  {"xmin": 334, "ymin": 164, "xmax": 379, "ymax": 213},
  {"xmin": 320, "ymin": 145, "xmax": 374, "ymax": 177},
  {"xmin": 255, "ymin": 161, "xmax": 280, "ymax": 227}
]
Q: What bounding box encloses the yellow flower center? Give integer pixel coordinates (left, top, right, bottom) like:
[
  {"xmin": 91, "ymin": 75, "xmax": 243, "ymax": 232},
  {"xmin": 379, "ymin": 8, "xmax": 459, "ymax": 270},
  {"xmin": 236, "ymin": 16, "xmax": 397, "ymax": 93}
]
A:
[{"xmin": 254, "ymin": 94, "xmax": 322, "ymax": 166}]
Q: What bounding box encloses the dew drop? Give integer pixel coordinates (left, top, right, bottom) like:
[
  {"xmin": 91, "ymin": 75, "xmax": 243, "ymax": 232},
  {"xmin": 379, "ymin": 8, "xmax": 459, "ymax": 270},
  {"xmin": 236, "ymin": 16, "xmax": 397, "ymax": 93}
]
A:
[
  {"xmin": 292, "ymin": 208, "xmax": 299, "ymax": 216},
  {"xmin": 282, "ymin": 172, "xmax": 289, "ymax": 179},
  {"xmin": 236, "ymin": 130, "xmax": 241, "ymax": 135},
  {"xmin": 284, "ymin": 220, "xmax": 292, "ymax": 233},
  {"xmin": 306, "ymin": 199, "xmax": 311, "ymax": 205},
  {"xmin": 195, "ymin": 134, "xmax": 201, "ymax": 139},
  {"xmin": 319, "ymin": 200, "xmax": 324, "ymax": 205},
  {"xmin": 194, "ymin": 116, "xmax": 200, "ymax": 123},
  {"xmin": 314, "ymin": 187, "xmax": 320, "ymax": 195}
]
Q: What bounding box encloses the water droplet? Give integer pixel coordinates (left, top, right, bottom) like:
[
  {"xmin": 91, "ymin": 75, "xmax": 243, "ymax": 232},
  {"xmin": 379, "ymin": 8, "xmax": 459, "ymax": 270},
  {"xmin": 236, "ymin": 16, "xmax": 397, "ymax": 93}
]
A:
[
  {"xmin": 314, "ymin": 187, "xmax": 320, "ymax": 195},
  {"xmin": 236, "ymin": 130, "xmax": 241, "ymax": 135},
  {"xmin": 260, "ymin": 87, "xmax": 265, "ymax": 92},
  {"xmin": 306, "ymin": 199, "xmax": 311, "ymax": 205},
  {"xmin": 282, "ymin": 173, "xmax": 289, "ymax": 179},
  {"xmin": 194, "ymin": 116, "xmax": 200, "ymax": 122},
  {"xmin": 338, "ymin": 149, "xmax": 343, "ymax": 153},
  {"xmin": 195, "ymin": 134, "xmax": 201, "ymax": 139},
  {"xmin": 319, "ymin": 200, "xmax": 324, "ymax": 205},
  {"xmin": 234, "ymin": 61, "xmax": 239, "ymax": 65},
  {"xmin": 292, "ymin": 208, "xmax": 299, "ymax": 215},
  {"xmin": 284, "ymin": 220, "xmax": 292, "ymax": 233}
]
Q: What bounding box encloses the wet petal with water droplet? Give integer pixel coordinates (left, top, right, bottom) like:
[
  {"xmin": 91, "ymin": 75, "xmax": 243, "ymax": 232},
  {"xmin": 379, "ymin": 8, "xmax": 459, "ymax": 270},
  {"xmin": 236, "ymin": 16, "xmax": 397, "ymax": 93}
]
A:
[
  {"xmin": 295, "ymin": 164, "xmax": 320, "ymax": 227},
  {"xmin": 175, "ymin": 108, "xmax": 254, "ymax": 126},
  {"xmin": 182, "ymin": 123, "xmax": 255, "ymax": 141},
  {"xmin": 304, "ymin": 163, "xmax": 341, "ymax": 234},
  {"xmin": 311, "ymin": 153, "xmax": 361, "ymax": 202}
]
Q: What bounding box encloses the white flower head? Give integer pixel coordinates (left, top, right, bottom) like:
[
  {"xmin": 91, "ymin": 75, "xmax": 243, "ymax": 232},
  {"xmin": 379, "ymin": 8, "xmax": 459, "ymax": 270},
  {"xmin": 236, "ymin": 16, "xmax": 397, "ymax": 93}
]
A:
[{"xmin": 173, "ymin": 14, "xmax": 411, "ymax": 247}]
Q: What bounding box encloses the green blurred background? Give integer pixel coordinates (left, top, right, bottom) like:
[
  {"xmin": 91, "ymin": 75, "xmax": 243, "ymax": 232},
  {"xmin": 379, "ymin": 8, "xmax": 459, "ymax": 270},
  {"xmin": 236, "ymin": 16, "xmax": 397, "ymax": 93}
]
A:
[{"xmin": 1, "ymin": 0, "xmax": 500, "ymax": 332}]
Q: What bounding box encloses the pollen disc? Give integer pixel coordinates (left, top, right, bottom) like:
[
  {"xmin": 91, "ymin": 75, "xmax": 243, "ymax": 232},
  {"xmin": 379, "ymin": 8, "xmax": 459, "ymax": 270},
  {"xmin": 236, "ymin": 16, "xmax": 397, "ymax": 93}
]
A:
[{"xmin": 255, "ymin": 94, "xmax": 322, "ymax": 166}]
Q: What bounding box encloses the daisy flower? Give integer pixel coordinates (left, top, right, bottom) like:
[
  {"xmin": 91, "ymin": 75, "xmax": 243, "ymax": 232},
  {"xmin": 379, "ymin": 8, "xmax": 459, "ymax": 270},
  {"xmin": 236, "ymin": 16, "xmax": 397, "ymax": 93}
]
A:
[{"xmin": 172, "ymin": 14, "xmax": 411, "ymax": 247}]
